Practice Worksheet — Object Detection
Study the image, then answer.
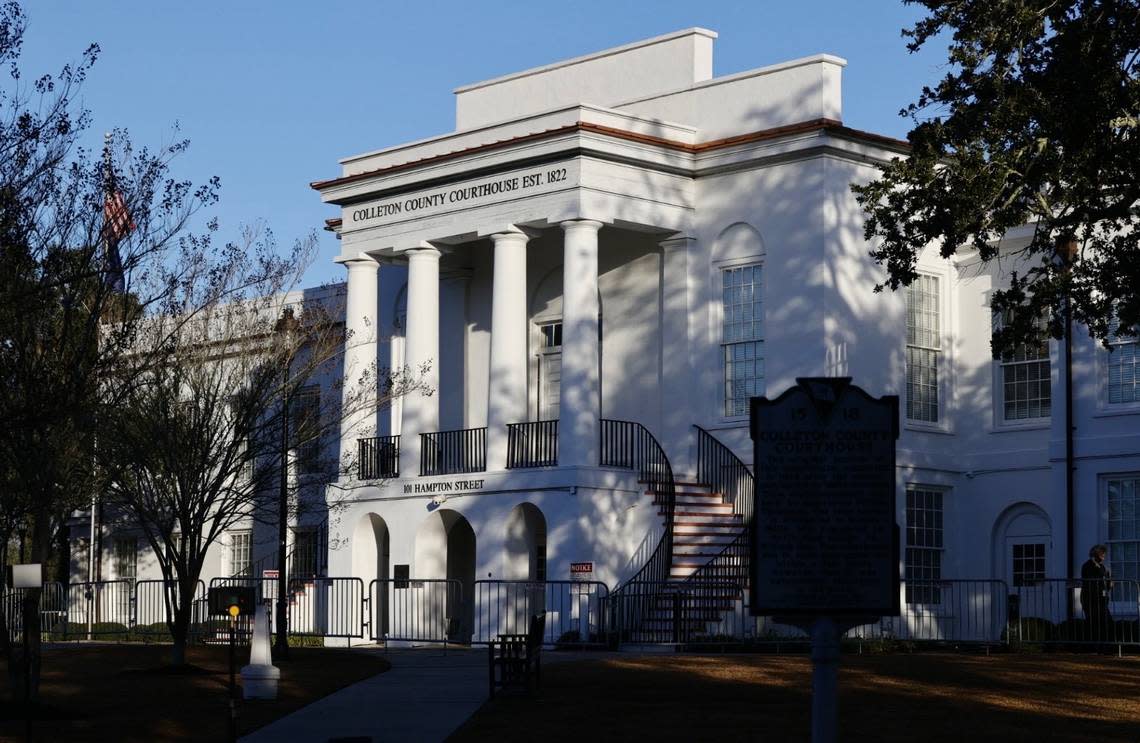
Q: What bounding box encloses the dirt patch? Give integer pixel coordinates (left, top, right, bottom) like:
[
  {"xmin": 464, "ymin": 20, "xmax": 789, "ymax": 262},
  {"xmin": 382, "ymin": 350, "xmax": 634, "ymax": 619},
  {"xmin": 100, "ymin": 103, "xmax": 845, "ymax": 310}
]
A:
[
  {"xmin": 451, "ymin": 652, "xmax": 1140, "ymax": 742},
  {"xmin": 0, "ymin": 643, "xmax": 389, "ymax": 742}
]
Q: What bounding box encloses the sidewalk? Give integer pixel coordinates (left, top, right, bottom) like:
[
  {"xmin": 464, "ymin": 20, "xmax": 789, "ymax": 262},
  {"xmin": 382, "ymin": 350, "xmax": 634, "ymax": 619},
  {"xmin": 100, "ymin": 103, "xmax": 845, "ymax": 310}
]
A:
[{"xmin": 240, "ymin": 646, "xmax": 488, "ymax": 743}]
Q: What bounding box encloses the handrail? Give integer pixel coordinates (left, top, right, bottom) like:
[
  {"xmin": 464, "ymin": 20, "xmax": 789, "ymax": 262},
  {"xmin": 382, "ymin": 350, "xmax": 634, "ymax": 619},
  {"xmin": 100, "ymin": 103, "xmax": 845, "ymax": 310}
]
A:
[
  {"xmin": 421, "ymin": 427, "xmax": 486, "ymax": 476},
  {"xmin": 601, "ymin": 419, "xmax": 676, "ymax": 636},
  {"xmin": 685, "ymin": 426, "xmax": 755, "ymax": 588},
  {"xmin": 693, "ymin": 424, "xmax": 755, "ymax": 525},
  {"xmin": 359, "ymin": 435, "xmax": 400, "ymax": 479}
]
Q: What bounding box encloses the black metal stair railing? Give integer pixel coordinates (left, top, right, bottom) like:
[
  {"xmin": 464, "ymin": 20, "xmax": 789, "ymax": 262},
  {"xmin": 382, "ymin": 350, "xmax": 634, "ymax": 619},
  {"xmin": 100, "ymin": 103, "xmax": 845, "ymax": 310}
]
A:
[
  {"xmin": 421, "ymin": 427, "xmax": 487, "ymax": 476},
  {"xmin": 601, "ymin": 419, "xmax": 676, "ymax": 641},
  {"xmin": 506, "ymin": 420, "xmax": 558, "ymax": 468},
  {"xmin": 358, "ymin": 435, "xmax": 400, "ymax": 480},
  {"xmin": 684, "ymin": 425, "xmax": 755, "ymax": 588}
]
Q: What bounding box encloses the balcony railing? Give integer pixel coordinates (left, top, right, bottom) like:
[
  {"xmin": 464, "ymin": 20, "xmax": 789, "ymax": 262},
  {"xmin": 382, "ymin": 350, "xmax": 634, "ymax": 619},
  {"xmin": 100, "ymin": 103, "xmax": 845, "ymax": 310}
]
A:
[
  {"xmin": 421, "ymin": 427, "xmax": 486, "ymax": 476},
  {"xmin": 358, "ymin": 435, "xmax": 399, "ymax": 480},
  {"xmin": 506, "ymin": 420, "xmax": 558, "ymax": 468}
]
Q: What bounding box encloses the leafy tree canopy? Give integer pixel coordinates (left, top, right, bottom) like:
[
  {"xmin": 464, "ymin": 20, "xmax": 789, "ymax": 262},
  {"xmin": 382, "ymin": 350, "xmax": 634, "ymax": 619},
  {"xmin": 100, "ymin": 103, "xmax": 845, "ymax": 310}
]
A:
[{"xmin": 854, "ymin": 0, "xmax": 1140, "ymax": 355}]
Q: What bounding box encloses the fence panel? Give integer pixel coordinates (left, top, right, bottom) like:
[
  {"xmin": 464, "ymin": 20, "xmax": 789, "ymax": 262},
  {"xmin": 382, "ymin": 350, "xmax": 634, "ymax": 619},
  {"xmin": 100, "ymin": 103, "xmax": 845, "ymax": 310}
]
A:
[
  {"xmin": 608, "ymin": 580, "xmax": 747, "ymax": 645},
  {"xmin": 2, "ymin": 582, "xmax": 66, "ymax": 642},
  {"xmin": 370, "ymin": 578, "xmax": 465, "ymax": 644},
  {"xmin": 289, "ymin": 577, "xmax": 364, "ymax": 638},
  {"xmin": 64, "ymin": 580, "xmax": 133, "ymax": 636},
  {"xmin": 1012, "ymin": 578, "xmax": 1140, "ymax": 647},
  {"xmin": 472, "ymin": 580, "xmax": 609, "ymax": 647},
  {"xmin": 134, "ymin": 580, "xmax": 207, "ymax": 638}
]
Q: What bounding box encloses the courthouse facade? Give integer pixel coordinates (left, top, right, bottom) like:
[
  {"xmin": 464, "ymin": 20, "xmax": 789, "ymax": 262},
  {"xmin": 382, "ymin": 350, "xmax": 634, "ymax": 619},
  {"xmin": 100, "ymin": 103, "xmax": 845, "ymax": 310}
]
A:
[{"xmin": 77, "ymin": 29, "xmax": 1140, "ymax": 628}]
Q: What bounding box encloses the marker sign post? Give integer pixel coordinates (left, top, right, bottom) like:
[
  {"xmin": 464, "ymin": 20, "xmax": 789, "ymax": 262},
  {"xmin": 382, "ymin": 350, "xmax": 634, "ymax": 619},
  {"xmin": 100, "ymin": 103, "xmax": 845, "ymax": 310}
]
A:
[{"xmin": 750, "ymin": 378, "xmax": 899, "ymax": 743}]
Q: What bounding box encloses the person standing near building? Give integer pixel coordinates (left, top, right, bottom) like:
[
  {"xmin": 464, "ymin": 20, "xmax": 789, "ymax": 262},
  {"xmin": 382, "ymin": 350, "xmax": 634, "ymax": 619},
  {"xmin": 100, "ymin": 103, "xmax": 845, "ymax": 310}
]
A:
[{"xmin": 1080, "ymin": 544, "xmax": 1114, "ymax": 643}]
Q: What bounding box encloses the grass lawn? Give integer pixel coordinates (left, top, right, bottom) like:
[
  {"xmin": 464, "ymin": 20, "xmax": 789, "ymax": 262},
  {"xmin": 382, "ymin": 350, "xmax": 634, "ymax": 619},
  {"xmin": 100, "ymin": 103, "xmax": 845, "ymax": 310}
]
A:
[
  {"xmin": 452, "ymin": 652, "xmax": 1140, "ymax": 742},
  {"xmin": 0, "ymin": 643, "xmax": 389, "ymax": 741}
]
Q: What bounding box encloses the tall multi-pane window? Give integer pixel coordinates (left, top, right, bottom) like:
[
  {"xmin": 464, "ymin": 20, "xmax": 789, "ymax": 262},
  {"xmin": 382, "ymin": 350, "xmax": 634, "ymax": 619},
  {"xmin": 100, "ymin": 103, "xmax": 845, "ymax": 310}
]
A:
[
  {"xmin": 1106, "ymin": 317, "xmax": 1139, "ymax": 404},
  {"xmin": 1107, "ymin": 476, "xmax": 1138, "ymax": 602},
  {"xmin": 291, "ymin": 528, "xmax": 319, "ymax": 578},
  {"xmin": 906, "ymin": 275, "xmax": 941, "ymax": 422},
  {"xmin": 995, "ymin": 310, "xmax": 1051, "ymax": 421},
  {"xmin": 722, "ymin": 264, "xmax": 764, "ymax": 417},
  {"xmin": 230, "ymin": 531, "xmax": 252, "ymax": 577},
  {"xmin": 537, "ymin": 321, "xmax": 562, "ymax": 422},
  {"xmin": 292, "ymin": 386, "xmax": 322, "ymax": 474},
  {"xmin": 905, "ymin": 487, "xmax": 944, "ymax": 604},
  {"xmin": 113, "ymin": 537, "xmax": 137, "ymax": 581}
]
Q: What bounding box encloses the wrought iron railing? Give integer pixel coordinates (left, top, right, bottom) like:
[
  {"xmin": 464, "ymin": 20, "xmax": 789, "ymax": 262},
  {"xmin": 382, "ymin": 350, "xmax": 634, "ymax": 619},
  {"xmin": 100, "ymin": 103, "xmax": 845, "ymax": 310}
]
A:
[
  {"xmin": 694, "ymin": 424, "xmax": 754, "ymax": 525},
  {"xmin": 358, "ymin": 435, "xmax": 400, "ymax": 479},
  {"xmin": 421, "ymin": 427, "xmax": 486, "ymax": 476},
  {"xmin": 684, "ymin": 426, "xmax": 755, "ymax": 590},
  {"xmin": 506, "ymin": 420, "xmax": 558, "ymax": 468},
  {"xmin": 600, "ymin": 419, "xmax": 676, "ymax": 638}
]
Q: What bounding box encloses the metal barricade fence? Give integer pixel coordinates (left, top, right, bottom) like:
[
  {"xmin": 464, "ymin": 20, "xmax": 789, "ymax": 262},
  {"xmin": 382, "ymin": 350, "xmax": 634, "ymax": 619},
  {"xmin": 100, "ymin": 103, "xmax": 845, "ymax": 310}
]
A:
[
  {"xmin": 289, "ymin": 577, "xmax": 364, "ymax": 638},
  {"xmin": 134, "ymin": 579, "xmax": 207, "ymax": 638},
  {"xmin": 2, "ymin": 582, "xmax": 66, "ymax": 642},
  {"xmin": 1011, "ymin": 578, "xmax": 1140, "ymax": 648},
  {"xmin": 369, "ymin": 578, "xmax": 465, "ymax": 644},
  {"xmin": 608, "ymin": 580, "xmax": 747, "ymax": 645},
  {"xmin": 472, "ymin": 580, "xmax": 610, "ymax": 647},
  {"xmin": 65, "ymin": 580, "xmax": 133, "ymax": 635}
]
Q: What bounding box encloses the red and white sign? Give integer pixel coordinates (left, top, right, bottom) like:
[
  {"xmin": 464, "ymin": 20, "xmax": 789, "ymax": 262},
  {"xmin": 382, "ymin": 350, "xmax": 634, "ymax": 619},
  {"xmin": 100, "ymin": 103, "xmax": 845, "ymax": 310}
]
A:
[
  {"xmin": 569, "ymin": 562, "xmax": 593, "ymax": 581},
  {"xmin": 262, "ymin": 569, "xmax": 279, "ymax": 580}
]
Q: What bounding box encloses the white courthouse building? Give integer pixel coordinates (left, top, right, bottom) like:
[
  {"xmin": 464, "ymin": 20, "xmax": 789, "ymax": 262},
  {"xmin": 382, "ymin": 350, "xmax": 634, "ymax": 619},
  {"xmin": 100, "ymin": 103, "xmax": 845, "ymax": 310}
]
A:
[{"xmin": 74, "ymin": 29, "xmax": 1140, "ymax": 639}]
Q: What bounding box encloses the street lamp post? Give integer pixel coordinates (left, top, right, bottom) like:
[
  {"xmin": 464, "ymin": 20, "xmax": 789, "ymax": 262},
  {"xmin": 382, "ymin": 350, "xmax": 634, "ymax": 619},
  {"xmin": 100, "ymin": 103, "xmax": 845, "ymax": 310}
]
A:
[{"xmin": 274, "ymin": 307, "xmax": 300, "ymax": 658}]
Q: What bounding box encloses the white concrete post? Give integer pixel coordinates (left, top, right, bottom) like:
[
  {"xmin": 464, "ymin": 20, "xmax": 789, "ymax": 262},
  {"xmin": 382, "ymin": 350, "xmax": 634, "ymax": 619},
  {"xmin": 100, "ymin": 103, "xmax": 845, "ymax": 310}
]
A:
[
  {"xmin": 660, "ymin": 235, "xmax": 696, "ymax": 476},
  {"xmin": 559, "ymin": 220, "xmax": 603, "ymax": 467},
  {"xmin": 486, "ymin": 229, "xmax": 530, "ymax": 470},
  {"xmin": 339, "ymin": 256, "xmax": 380, "ymax": 473},
  {"xmin": 401, "ymin": 246, "xmax": 441, "ymax": 476}
]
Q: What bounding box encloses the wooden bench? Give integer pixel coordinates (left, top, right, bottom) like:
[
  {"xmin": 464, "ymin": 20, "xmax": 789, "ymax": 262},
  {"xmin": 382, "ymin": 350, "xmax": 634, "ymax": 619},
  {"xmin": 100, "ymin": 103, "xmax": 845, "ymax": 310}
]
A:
[{"xmin": 488, "ymin": 612, "xmax": 545, "ymax": 698}]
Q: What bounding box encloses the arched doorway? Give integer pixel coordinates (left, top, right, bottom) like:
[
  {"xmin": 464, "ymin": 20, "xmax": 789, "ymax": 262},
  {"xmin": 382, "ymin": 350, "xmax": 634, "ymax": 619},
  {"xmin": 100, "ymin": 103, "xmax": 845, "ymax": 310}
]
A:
[
  {"xmin": 993, "ymin": 502, "xmax": 1055, "ymax": 622},
  {"xmin": 352, "ymin": 514, "xmax": 390, "ymax": 638},
  {"xmin": 504, "ymin": 503, "xmax": 547, "ymax": 629},
  {"xmin": 414, "ymin": 509, "xmax": 476, "ymax": 642}
]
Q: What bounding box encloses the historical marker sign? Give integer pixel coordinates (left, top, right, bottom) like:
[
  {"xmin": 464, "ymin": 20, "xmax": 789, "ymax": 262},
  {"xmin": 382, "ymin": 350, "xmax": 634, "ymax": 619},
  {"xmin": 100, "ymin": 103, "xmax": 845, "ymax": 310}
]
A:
[{"xmin": 750, "ymin": 377, "xmax": 900, "ymax": 616}]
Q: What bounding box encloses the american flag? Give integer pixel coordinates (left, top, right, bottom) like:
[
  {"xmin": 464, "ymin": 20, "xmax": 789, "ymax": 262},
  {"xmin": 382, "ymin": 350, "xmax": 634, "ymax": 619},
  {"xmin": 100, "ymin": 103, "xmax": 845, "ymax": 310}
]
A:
[{"xmin": 102, "ymin": 190, "xmax": 133, "ymax": 292}]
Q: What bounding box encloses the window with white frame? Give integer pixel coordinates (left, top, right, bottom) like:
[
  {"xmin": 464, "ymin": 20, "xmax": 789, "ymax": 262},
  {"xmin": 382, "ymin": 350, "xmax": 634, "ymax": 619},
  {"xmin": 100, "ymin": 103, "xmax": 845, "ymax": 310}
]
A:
[
  {"xmin": 1106, "ymin": 317, "xmax": 1139, "ymax": 405},
  {"xmin": 721, "ymin": 264, "xmax": 764, "ymax": 417},
  {"xmin": 229, "ymin": 531, "xmax": 252, "ymax": 577},
  {"xmin": 1106, "ymin": 475, "xmax": 1138, "ymax": 602},
  {"xmin": 905, "ymin": 487, "xmax": 944, "ymax": 604},
  {"xmin": 292, "ymin": 386, "xmax": 322, "ymax": 474},
  {"xmin": 906, "ymin": 275, "xmax": 941, "ymax": 423},
  {"xmin": 537, "ymin": 321, "xmax": 562, "ymax": 422},
  {"xmin": 113, "ymin": 537, "xmax": 137, "ymax": 581},
  {"xmin": 995, "ymin": 309, "xmax": 1051, "ymax": 421},
  {"xmin": 1011, "ymin": 543, "xmax": 1046, "ymax": 587}
]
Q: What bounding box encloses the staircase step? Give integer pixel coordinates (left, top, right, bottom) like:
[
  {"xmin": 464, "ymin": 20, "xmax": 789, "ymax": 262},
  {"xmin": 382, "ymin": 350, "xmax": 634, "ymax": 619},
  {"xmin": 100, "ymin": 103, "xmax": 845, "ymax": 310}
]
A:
[{"xmin": 674, "ymin": 535, "xmax": 738, "ymax": 545}]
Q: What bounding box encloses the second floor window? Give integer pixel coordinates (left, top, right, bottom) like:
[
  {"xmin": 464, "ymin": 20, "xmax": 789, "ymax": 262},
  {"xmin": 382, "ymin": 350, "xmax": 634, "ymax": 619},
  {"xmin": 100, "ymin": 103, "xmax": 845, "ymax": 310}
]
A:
[
  {"xmin": 292, "ymin": 386, "xmax": 322, "ymax": 474},
  {"xmin": 906, "ymin": 275, "xmax": 941, "ymax": 423},
  {"xmin": 722, "ymin": 264, "xmax": 764, "ymax": 417},
  {"xmin": 1106, "ymin": 317, "xmax": 1138, "ymax": 405},
  {"xmin": 995, "ymin": 309, "xmax": 1051, "ymax": 421}
]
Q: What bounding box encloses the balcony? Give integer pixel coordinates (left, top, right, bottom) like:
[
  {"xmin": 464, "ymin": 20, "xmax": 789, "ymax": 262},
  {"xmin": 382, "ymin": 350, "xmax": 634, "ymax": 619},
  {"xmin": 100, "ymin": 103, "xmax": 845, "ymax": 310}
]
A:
[
  {"xmin": 358, "ymin": 435, "xmax": 399, "ymax": 480},
  {"xmin": 506, "ymin": 420, "xmax": 558, "ymax": 469},
  {"xmin": 421, "ymin": 427, "xmax": 487, "ymax": 476}
]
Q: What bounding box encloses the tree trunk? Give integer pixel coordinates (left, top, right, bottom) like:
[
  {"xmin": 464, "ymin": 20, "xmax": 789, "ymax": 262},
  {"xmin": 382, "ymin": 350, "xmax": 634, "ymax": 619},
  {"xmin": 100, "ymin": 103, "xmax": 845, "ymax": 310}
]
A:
[{"xmin": 169, "ymin": 578, "xmax": 196, "ymax": 668}]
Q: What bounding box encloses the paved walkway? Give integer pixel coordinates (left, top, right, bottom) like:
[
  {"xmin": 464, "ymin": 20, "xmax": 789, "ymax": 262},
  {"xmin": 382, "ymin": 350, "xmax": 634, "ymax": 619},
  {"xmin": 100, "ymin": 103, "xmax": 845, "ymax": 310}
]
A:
[{"xmin": 241, "ymin": 646, "xmax": 488, "ymax": 743}]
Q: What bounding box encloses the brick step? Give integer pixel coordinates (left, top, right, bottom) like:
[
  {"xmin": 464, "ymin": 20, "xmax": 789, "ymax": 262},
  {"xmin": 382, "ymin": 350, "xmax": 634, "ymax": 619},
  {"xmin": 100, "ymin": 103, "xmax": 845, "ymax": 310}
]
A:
[
  {"xmin": 672, "ymin": 493, "xmax": 727, "ymax": 503},
  {"xmin": 665, "ymin": 502, "xmax": 734, "ymax": 513},
  {"xmin": 672, "ymin": 546, "xmax": 732, "ymax": 558},
  {"xmin": 670, "ymin": 517, "xmax": 743, "ymax": 526},
  {"xmin": 673, "ymin": 535, "xmax": 738, "ymax": 546}
]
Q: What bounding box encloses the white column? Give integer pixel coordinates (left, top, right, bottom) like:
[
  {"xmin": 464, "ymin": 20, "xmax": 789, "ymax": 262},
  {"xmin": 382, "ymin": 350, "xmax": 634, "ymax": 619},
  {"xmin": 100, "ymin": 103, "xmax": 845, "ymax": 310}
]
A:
[
  {"xmin": 559, "ymin": 220, "xmax": 603, "ymax": 467},
  {"xmin": 400, "ymin": 246, "xmax": 441, "ymax": 476},
  {"xmin": 486, "ymin": 229, "xmax": 530, "ymax": 470},
  {"xmin": 660, "ymin": 235, "xmax": 696, "ymax": 475},
  {"xmin": 339, "ymin": 255, "xmax": 380, "ymax": 474}
]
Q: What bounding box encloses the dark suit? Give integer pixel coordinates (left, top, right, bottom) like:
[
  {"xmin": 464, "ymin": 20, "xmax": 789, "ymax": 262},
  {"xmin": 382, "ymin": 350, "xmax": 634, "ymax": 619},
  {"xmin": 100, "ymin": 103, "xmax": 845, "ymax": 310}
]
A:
[{"xmin": 1080, "ymin": 558, "xmax": 1113, "ymax": 641}]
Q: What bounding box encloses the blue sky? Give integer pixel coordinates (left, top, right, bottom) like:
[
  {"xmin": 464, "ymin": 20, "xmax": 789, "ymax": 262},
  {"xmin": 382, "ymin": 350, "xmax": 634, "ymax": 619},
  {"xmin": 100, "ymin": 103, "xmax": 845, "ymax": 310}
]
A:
[{"xmin": 20, "ymin": 1, "xmax": 946, "ymax": 287}]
